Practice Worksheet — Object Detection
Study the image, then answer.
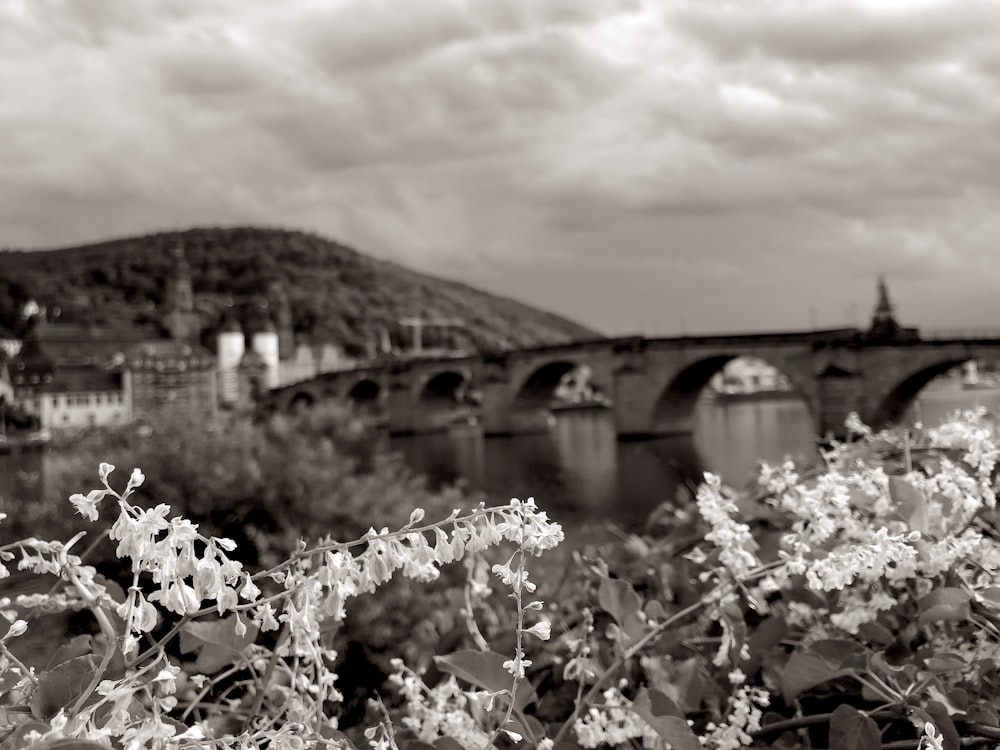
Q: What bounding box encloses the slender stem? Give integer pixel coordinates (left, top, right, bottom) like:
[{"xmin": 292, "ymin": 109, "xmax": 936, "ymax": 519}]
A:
[
  {"xmin": 550, "ymin": 560, "xmax": 782, "ymax": 747},
  {"xmin": 483, "ymin": 535, "xmax": 529, "ymax": 749},
  {"xmin": 749, "ymin": 704, "xmax": 897, "ymax": 739},
  {"xmin": 247, "ymin": 623, "xmax": 290, "ymax": 721},
  {"xmin": 0, "ymin": 643, "xmax": 38, "ymax": 685}
]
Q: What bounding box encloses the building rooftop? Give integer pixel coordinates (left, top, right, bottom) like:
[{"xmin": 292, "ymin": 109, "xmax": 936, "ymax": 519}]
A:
[{"xmin": 28, "ymin": 321, "xmax": 158, "ymax": 365}]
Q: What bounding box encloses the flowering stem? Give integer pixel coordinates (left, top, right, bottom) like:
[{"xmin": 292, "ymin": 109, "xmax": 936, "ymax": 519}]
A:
[
  {"xmin": 0, "ymin": 643, "xmax": 38, "ymax": 686},
  {"xmin": 247, "ymin": 622, "xmax": 290, "ymax": 721},
  {"xmin": 483, "ymin": 536, "xmax": 528, "ymax": 749},
  {"xmin": 551, "ymin": 560, "xmax": 783, "ymax": 748}
]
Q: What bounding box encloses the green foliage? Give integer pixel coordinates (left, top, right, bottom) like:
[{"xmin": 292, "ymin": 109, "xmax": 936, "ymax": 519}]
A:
[
  {"xmin": 20, "ymin": 404, "xmax": 470, "ymax": 568},
  {"xmin": 0, "ymin": 227, "xmax": 596, "ymax": 352}
]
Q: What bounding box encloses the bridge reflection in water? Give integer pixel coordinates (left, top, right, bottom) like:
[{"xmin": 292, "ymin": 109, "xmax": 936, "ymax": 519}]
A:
[{"xmin": 390, "ymin": 386, "xmax": 1000, "ymax": 531}]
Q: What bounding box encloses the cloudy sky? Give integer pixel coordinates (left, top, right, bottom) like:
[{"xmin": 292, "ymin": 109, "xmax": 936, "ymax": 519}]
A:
[{"xmin": 2, "ymin": 0, "xmax": 999, "ymax": 336}]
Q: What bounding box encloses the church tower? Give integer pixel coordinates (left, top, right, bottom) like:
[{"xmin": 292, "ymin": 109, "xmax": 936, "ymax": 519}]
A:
[
  {"xmin": 165, "ymin": 241, "xmax": 198, "ymax": 341},
  {"xmin": 868, "ymin": 275, "xmax": 900, "ymax": 342}
]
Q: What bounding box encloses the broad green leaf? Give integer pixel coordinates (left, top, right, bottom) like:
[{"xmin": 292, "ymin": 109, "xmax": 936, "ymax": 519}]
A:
[
  {"xmin": 631, "ymin": 688, "xmax": 700, "ymax": 750},
  {"xmin": 918, "ymin": 588, "xmax": 971, "ymax": 626},
  {"xmin": 978, "ymin": 587, "xmax": 1000, "ymax": 607},
  {"xmin": 598, "ymin": 578, "xmax": 642, "ymax": 629},
  {"xmin": 829, "ymin": 705, "xmax": 880, "ymax": 750},
  {"xmin": 889, "ymin": 476, "xmax": 928, "ymax": 533},
  {"xmin": 38, "ymin": 741, "xmax": 109, "ymax": 750},
  {"xmin": 507, "ymin": 714, "xmax": 545, "ymax": 744},
  {"xmin": 433, "ymin": 650, "xmax": 537, "ymax": 710},
  {"xmin": 781, "ymin": 640, "xmax": 865, "ymax": 703},
  {"xmin": 966, "ymin": 702, "xmax": 999, "ymax": 727},
  {"xmin": 45, "ymin": 635, "xmax": 93, "ymax": 669},
  {"xmin": 30, "ymin": 655, "xmax": 100, "ymax": 720},
  {"xmin": 744, "ymin": 616, "xmax": 787, "ymax": 674},
  {"xmin": 924, "ymin": 653, "xmax": 967, "ymax": 674},
  {"xmin": 809, "ymin": 639, "xmax": 867, "ymax": 669},
  {"xmin": 432, "ymin": 739, "xmax": 468, "ymax": 750},
  {"xmin": 857, "ymin": 621, "xmax": 894, "ymax": 647},
  {"xmin": 179, "ymin": 615, "xmax": 259, "ymax": 674}
]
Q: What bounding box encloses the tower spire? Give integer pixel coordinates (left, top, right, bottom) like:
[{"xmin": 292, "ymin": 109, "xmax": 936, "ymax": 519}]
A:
[
  {"xmin": 165, "ymin": 240, "xmax": 197, "ymax": 340},
  {"xmin": 869, "ymin": 275, "xmax": 900, "ymax": 341}
]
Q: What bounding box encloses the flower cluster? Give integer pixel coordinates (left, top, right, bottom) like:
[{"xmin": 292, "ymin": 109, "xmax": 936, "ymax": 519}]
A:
[
  {"xmin": 695, "ymin": 473, "xmax": 760, "ymax": 579},
  {"xmin": 1, "ymin": 465, "xmax": 563, "ymax": 749},
  {"xmin": 573, "ymin": 684, "xmax": 662, "ymax": 749},
  {"xmin": 703, "ymin": 685, "xmax": 770, "ymax": 750}
]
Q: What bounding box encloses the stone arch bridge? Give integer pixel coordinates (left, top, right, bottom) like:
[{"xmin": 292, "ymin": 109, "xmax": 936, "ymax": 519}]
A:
[{"xmin": 260, "ymin": 329, "xmax": 1000, "ymax": 439}]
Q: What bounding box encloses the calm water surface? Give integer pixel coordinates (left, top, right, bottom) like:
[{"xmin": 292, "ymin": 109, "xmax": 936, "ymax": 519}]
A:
[{"xmin": 390, "ymin": 385, "xmax": 1000, "ymax": 531}]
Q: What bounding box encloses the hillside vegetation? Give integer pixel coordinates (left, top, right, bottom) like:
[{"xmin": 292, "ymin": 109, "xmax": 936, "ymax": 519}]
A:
[{"xmin": 0, "ymin": 227, "xmax": 597, "ymax": 355}]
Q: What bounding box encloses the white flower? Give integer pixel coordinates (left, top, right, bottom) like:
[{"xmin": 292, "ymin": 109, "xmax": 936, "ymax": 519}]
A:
[
  {"xmin": 69, "ymin": 489, "xmax": 107, "ymax": 522},
  {"xmin": 98, "ymin": 462, "xmax": 116, "ymax": 486},
  {"xmin": 523, "ymin": 619, "xmax": 551, "ymax": 641},
  {"xmin": 2, "ymin": 619, "xmax": 27, "ymax": 640},
  {"xmin": 126, "ymin": 468, "xmax": 145, "ymax": 492}
]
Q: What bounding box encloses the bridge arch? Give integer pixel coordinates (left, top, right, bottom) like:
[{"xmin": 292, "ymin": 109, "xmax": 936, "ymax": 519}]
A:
[
  {"xmin": 347, "ymin": 378, "xmax": 382, "ymax": 407},
  {"xmin": 512, "ymin": 360, "xmax": 584, "ymax": 411},
  {"xmin": 418, "ymin": 369, "xmax": 469, "ymax": 406},
  {"xmin": 651, "ymin": 354, "xmax": 814, "ymax": 435},
  {"xmin": 288, "ymin": 390, "xmax": 316, "ymax": 413},
  {"xmin": 870, "ymin": 358, "xmax": 969, "ymax": 428}
]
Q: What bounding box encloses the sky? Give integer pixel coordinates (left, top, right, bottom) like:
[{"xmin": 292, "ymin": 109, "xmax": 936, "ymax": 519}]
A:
[{"xmin": 2, "ymin": 0, "xmax": 1000, "ymax": 337}]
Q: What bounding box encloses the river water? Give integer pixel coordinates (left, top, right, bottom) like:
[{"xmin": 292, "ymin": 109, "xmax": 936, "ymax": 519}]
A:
[
  {"xmin": 4, "ymin": 382, "xmax": 999, "ymax": 534},
  {"xmin": 390, "ymin": 383, "xmax": 1000, "ymax": 530}
]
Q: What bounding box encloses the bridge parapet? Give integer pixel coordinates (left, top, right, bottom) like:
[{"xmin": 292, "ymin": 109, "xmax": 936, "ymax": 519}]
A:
[{"xmin": 259, "ymin": 330, "xmax": 1000, "ymax": 438}]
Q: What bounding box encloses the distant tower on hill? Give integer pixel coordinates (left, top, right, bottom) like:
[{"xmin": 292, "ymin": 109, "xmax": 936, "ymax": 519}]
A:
[
  {"xmin": 868, "ymin": 275, "xmax": 901, "ymax": 342},
  {"xmin": 165, "ymin": 242, "xmax": 199, "ymax": 341}
]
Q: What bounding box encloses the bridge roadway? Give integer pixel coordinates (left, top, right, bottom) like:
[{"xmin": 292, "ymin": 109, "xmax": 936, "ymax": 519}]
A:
[{"xmin": 260, "ymin": 328, "xmax": 1000, "ymax": 438}]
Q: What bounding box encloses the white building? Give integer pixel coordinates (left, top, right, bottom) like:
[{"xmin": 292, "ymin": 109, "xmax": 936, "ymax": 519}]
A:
[{"xmin": 13, "ymin": 363, "xmax": 131, "ymax": 430}]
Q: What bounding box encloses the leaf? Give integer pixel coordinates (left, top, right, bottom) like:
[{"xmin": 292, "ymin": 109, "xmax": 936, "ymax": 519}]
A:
[
  {"xmin": 857, "ymin": 621, "xmax": 894, "ymax": 647},
  {"xmin": 919, "ymin": 588, "xmax": 971, "ymax": 626},
  {"xmin": 30, "ymin": 655, "xmax": 100, "ymax": 720},
  {"xmin": 179, "ymin": 615, "xmax": 259, "ymax": 673},
  {"xmin": 889, "ymin": 476, "xmax": 928, "ymax": 533},
  {"xmin": 978, "ymin": 587, "xmax": 1000, "ymax": 607},
  {"xmin": 781, "ymin": 640, "xmax": 865, "ymax": 703},
  {"xmin": 93, "ymin": 574, "xmax": 127, "ymax": 605},
  {"xmin": 39, "ymin": 741, "xmax": 109, "ymax": 750},
  {"xmin": 924, "ymin": 653, "xmax": 967, "ymax": 674},
  {"xmin": 598, "ymin": 577, "xmax": 642, "ymax": 630},
  {"xmin": 829, "ymin": 705, "xmax": 880, "ymax": 750},
  {"xmin": 433, "ymin": 650, "xmax": 537, "ymax": 711},
  {"xmin": 631, "ymin": 688, "xmax": 701, "ymax": 750},
  {"xmin": 319, "ymin": 727, "xmax": 356, "ymax": 749},
  {"xmin": 744, "ymin": 616, "xmax": 787, "ymax": 674},
  {"xmin": 966, "ymin": 702, "xmax": 999, "ymax": 727},
  {"xmin": 911, "ymin": 705, "xmax": 961, "ymax": 750},
  {"xmin": 46, "ymin": 635, "xmax": 93, "ymax": 669},
  {"xmin": 432, "ymin": 739, "xmax": 467, "ymax": 750}
]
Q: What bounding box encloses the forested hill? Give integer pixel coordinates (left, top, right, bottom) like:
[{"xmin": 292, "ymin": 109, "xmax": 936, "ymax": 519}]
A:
[{"xmin": 0, "ymin": 227, "xmax": 597, "ymax": 355}]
